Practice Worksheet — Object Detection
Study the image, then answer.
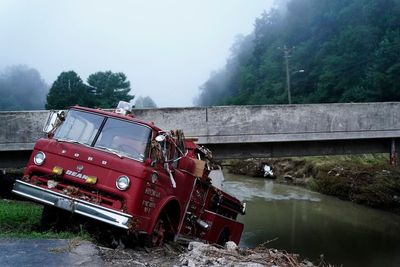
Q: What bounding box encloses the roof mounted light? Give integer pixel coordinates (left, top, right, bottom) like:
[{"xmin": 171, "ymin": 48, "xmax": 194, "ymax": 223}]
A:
[{"xmin": 115, "ymin": 101, "xmax": 132, "ymax": 115}]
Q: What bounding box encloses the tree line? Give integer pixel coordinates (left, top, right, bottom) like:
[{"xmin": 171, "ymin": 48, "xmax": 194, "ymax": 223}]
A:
[
  {"xmin": 46, "ymin": 70, "xmax": 133, "ymax": 109},
  {"xmin": 0, "ymin": 66, "xmax": 157, "ymax": 111},
  {"xmin": 195, "ymin": 0, "xmax": 400, "ymax": 106}
]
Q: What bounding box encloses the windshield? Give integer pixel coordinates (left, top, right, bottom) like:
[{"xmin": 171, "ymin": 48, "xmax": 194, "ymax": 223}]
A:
[
  {"xmin": 54, "ymin": 109, "xmax": 152, "ymax": 162},
  {"xmin": 54, "ymin": 110, "xmax": 103, "ymax": 145},
  {"xmin": 95, "ymin": 118, "xmax": 151, "ymax": 161}
]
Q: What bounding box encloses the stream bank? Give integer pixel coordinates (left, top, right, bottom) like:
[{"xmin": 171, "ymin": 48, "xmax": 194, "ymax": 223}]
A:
[{"xmin": 225, "ymin": 155, "xmax": 400, "ymax": 214}]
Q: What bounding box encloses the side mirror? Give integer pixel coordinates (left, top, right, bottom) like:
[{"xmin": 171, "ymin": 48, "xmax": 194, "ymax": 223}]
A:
[{"xmin": 43, "ymin": 110, "xmax": 65, "ymax": 133}]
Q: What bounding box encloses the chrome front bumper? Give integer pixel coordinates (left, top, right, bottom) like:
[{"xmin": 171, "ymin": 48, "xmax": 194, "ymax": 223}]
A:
[{"xmin": 12, "ymin": 180, "xmax": 132, "ymax": 229}]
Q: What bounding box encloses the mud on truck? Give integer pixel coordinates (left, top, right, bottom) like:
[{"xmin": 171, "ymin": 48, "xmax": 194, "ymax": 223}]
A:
[{"xmin": 12, "ymin": 102, "xmax": 245, "ymax": 246}]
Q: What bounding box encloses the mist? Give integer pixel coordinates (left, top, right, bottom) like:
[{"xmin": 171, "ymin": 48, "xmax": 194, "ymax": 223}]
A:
[
  {"xmin": 195, "ymin": 0, "xmax": 288, "ymax": 106},
  {"xmin": 0, "ymin": 0, "xmax": 273, "ymax": 108},
  {"xmin": 195, "ymin": 0, "xmax": 400, "ymax": 106},
  {"xmin": 0, "ymin": 65, "xmax": 48, "ymax": 111}
]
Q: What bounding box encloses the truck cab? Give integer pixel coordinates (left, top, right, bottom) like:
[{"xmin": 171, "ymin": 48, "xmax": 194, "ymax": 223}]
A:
[{"xmin": 12, "ymin": 103, "xmax": 245, "ymax": 245}]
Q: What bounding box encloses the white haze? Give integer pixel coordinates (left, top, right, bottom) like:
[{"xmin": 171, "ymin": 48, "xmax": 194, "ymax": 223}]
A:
[{"xmin": 0, "ymin": 0, "xmax": 273, "ymax": 107}]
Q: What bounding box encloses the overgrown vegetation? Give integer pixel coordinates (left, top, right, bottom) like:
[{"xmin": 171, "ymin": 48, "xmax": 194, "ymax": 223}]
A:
[
  {"xmin": 196, "ymin": 0, "xmax": 400, "ymax": 106},
  {"xmin": 305, "ymin": 155, "xmax": 400, "ymax": 212},
  {"xmin": 0, "ymin": 199, "xmax": 89, "ymax": 239}
]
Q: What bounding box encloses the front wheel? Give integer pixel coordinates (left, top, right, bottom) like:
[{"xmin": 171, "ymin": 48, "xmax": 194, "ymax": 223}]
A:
[{"xmin": 146, "ymin": 218, "xmax": 166, "ymax": 247}]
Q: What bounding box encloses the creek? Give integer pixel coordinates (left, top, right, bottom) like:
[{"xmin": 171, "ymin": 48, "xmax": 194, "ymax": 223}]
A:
[{"xmin": 222, "ymin": 172, "xmax": 400, "ymax": 267}]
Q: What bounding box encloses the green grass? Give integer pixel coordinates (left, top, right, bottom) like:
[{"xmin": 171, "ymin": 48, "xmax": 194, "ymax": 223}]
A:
[
  {"xmin": 0, "ymin": 199, "xmax": 90, "ymax": 239},
  {"xmin": 302, "ymin": 154, "xmax": 390, "ymax": 170}
]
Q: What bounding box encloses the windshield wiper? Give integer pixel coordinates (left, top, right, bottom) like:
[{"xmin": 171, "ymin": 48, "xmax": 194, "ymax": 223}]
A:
[
  {"xmin": 95, "ymin": 145, "xmax": 124, "ymax": 158},
  {"xmin": 56, "ymin": 138, "xmax": 82, "ymax": 144}
]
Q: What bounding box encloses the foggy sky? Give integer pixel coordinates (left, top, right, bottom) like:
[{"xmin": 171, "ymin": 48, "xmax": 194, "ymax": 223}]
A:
[{"xmin": 0, "ymin": 0, "xmax": 273, "ymax": 107}]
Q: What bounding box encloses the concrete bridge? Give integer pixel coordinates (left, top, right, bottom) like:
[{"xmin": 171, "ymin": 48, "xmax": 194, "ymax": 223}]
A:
[{"xmin": 0, "ymin": 102, "xmax": 399, "ymax": 167}]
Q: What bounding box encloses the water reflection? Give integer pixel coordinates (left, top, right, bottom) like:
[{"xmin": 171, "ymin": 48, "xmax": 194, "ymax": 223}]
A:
[
  {"xmin": 225, "ymin": 177, "xmax": 321, "ymax": 202},
  {"xmin": 223, "ymin": 172, "xmax": 400, "ymax": 267}
]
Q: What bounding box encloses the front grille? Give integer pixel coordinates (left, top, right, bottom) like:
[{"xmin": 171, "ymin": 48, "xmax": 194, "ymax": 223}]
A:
[
  {"xmin": 28, "ymin": 173, "xmax": 124, "ymax": 211},
  {"xmin": 13, "ymin": 180, "xmax": 132, "ymax": 229}
]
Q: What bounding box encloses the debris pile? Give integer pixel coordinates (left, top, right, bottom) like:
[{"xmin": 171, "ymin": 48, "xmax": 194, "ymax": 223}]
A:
[
  {"xmin": 99, "ymin": 242, "xmax": 183, "ymax": 267},
  {"xmin": 179, "ymin": 242, "xmax": 318, "ymax": 267},
  {"xmin": 99, "ymin": 241, "xmax": 328, "ymax": 267}
]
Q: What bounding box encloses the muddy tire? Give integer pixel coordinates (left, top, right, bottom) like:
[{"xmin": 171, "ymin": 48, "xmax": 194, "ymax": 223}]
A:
[{"xmin": 145, "ymin": 217, "xmax": 166, "ymax": 247}]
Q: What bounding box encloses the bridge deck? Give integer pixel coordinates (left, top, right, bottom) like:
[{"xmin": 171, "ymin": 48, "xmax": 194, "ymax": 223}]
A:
[{"xmin": 0, "ymin": 102, "xmax": 399, "ymax": 165}]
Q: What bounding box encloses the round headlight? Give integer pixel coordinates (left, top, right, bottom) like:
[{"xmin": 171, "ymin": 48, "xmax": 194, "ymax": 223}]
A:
[
  {"xmin": 116, "ymin": 175, "xmax": 130, "ymax": 191},
  {"xmin": 33, "ymin": 151, "xmax": 46, "ymax": 165}
]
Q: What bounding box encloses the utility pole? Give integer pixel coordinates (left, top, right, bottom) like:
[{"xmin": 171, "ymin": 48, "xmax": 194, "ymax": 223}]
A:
[{"xmin": 283, "ymin": 45, "xmax": 292, "ymax": 104}]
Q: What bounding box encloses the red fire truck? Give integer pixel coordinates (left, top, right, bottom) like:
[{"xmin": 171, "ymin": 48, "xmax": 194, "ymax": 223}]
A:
[{"xmin": 12, "ymin": 102, "xmax": 245, "ymax": 246}]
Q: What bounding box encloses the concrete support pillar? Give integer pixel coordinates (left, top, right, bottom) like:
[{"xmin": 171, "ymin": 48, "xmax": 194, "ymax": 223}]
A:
[{"xmin": 390, "ymin": 138, "xmax": 397, "ymax": 166}]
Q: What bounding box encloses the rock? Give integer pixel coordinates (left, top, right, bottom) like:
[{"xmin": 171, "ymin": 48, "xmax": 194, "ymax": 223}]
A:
[
  {"xmin": 187, "ymin": 259, "xmax": 195, "ymax": 267},
  {"xmin": 225, "ymin": 241, "xmax": 238, "ymax": 251},
  {"xmin": 216, "ymin": 257, "xmax": 225, "ymax": 264}
]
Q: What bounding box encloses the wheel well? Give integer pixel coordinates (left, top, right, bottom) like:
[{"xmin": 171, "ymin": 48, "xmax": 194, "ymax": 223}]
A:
[
  {"xmin": 160, "ymin": 200, "xmax": 181, "ymax": 230},
  {"xmin": 217, "ymin": 227, "xmax": 230, "ymax": 246}
]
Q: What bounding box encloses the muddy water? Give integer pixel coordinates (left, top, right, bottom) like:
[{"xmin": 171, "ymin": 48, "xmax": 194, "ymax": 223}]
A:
[{"xmin": 222, "ymin": 173, "xmax": 400, "ymax": 267}]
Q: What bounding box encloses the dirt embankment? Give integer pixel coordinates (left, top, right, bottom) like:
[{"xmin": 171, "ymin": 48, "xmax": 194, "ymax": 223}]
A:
[
  {"xmin": 225, "ymin": 158, "xmax": 314, "ymax": 185},
  {"xmin": 226, "ymin": 155, "xmax": 400, "ymax": 214}
]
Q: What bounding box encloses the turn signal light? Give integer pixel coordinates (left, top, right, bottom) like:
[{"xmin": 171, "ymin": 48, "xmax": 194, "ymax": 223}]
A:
[
  {"xmin": 85, "ymin": 176, "xmax": 97, "ymax": 185},
  {"xmin": 52, "ymin": 166, "xmax": 64, "ymax": 175}
]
